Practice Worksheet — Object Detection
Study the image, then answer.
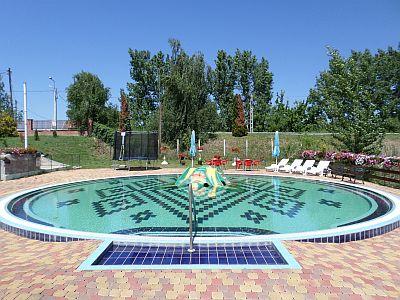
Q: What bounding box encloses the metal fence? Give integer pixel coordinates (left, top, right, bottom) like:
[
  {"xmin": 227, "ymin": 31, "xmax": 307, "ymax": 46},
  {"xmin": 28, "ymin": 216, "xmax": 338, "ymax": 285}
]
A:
[{"xmin": 17, "ymin": 120, "xmax": 74, "ymax": 130}]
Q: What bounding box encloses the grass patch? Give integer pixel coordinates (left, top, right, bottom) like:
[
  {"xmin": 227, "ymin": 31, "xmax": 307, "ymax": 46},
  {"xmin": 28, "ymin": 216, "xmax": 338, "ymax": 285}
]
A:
[{"xmin": 1, "ymin": 132, "xmax": 399, "ymax": 169}]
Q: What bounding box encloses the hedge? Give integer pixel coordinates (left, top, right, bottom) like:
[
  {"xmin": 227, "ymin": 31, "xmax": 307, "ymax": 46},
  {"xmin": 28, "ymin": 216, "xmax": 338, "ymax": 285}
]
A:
[{"xmin": 92, "ymin": 123, "xmax": 115, "ymax": 145}]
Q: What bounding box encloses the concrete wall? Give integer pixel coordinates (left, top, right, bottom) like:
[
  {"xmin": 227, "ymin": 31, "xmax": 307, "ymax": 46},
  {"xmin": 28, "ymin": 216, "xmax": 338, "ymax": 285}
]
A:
[{"xmin": 0, "ymin": 154, "xmax": 42, "ymax": 181}]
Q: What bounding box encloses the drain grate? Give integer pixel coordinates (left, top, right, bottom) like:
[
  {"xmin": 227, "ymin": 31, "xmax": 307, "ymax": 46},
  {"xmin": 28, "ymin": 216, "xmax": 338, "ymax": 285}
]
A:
[{"xmin": 79, "ymin": 241, "xmax": 301, "ymax": 270}]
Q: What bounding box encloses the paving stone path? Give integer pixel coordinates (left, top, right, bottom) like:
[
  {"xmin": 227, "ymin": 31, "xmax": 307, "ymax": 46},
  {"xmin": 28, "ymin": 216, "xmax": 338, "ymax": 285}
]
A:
[{"xmin": 0, "ymin": 168, "xmax": 399, "ymax": 299}]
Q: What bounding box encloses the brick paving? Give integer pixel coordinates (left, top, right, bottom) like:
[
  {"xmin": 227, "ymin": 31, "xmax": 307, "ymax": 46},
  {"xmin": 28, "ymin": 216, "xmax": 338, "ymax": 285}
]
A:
[{"xmin": 0, "ymin": 168, "xmax": 399, "ymax": 299}]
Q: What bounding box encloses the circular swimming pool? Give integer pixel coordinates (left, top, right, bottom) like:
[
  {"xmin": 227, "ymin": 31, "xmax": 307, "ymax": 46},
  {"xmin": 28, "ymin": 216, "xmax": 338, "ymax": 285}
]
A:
[{"xmin": 1, "ymin": 174, "xmax": 399, "ymax": 243}]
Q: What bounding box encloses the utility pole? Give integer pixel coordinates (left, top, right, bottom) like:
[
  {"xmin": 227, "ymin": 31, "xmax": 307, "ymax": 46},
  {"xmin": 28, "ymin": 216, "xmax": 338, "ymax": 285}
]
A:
[
  {"xmin": 249, "ymin": 95, "xmax": 254, "ymax": 133},
  {"xmin": 157, "ymin": 69, "xmax": 162, "ymax": 154},
  {"xmin": 7, "ymin": 68, "xmax": 14, "ymax": 117},
  {"xmin": 23, "ymin": 82, "xmax": 28, "ymax": 149},
  {"xmin": 49, "ymin": 77, "xmax": 57, "ymax": 130}
]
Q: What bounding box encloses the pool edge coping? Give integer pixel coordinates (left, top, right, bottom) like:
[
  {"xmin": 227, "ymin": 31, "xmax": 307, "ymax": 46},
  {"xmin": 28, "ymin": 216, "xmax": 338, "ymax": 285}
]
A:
[{"xmin": 0, "ymin": 172, "xmax": 399, "ymax": 244}]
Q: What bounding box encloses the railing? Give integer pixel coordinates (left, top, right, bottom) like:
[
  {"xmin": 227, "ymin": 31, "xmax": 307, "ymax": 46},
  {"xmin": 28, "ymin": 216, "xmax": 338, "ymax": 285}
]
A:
[
  {"xmin": 188, "ymin": 183, "xmax": 195, "ymax": 252},
  {"xmin": 367, "ymin": 167, "xmax": 400, "ymax": 186},
  {"xmin": 17, "ymin": 120, "xmax": 76, "ymax": 130},
  {"xmin": 331, "ymin": 163, "xmax": 400, "ymax": 188}
]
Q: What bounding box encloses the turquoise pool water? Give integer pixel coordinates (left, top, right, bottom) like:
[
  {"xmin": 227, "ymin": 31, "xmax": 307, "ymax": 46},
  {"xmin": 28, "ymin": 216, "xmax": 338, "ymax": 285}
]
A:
[{"xmin": 8, "ymin": 175, "xmax": 389, "ymax": 237}]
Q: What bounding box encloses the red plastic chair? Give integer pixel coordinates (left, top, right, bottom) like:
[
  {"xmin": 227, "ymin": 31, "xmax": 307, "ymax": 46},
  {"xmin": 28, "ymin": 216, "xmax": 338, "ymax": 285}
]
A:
[
  {"xmin": 253, "ymin": 160, "xmax": 261, "ymax": 170},
  {"xmin": 244, "ymin": 159, "xmax": 253, "ymax": 171},
  {"xmin": 236, "ymin": 159, "xmax": 243, "ymax": 170}
]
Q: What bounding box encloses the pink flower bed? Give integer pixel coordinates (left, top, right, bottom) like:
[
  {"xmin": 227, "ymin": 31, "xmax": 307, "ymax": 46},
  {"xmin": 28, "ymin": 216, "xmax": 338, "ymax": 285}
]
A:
[{"xmin": 301, "ymin": 150, "xmax": 400, "ymax": 168}]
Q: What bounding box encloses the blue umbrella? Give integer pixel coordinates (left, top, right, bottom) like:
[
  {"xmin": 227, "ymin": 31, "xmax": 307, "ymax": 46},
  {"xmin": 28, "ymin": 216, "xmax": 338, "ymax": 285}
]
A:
[
  {"xmin": 272, "ymin": 131, "xmax": 280, "ymax": 166},
  {"xmin": 189, "ymin": 130, "xmax": 196, "ymax": 167}
]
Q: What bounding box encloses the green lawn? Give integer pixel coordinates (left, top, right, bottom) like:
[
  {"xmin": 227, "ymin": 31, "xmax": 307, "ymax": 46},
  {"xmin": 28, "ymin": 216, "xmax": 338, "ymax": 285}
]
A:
[
  {"xmin": 1, "ymin": 132, "xmax": 399, "ymax": 169},
  {"xmin": 0, "ymin": 136, "xmax": 113, "ymax": 168}
]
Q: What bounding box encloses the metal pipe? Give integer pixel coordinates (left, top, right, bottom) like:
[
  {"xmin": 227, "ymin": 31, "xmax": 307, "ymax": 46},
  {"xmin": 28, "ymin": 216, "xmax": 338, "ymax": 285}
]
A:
[{"xmin": 188, "ymin": 183, "xmax": 195, "ymax": 252}]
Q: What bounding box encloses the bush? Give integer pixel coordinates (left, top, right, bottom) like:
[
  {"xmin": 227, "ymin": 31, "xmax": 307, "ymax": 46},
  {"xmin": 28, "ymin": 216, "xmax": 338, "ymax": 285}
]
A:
[
  {"xmin": 34, "ymin": 129, "xmax": 40, "ymax": 141},
  {"xmin": 52, "ymin": 130, "xmax": 58, "ymax": 138},
  {"xmin": 92, "ymin": 123, "xmax": 115, "ymax": 145},
  {"xmin": 0, "ymin": 113, "xmax": 18, "ymax": 138}
]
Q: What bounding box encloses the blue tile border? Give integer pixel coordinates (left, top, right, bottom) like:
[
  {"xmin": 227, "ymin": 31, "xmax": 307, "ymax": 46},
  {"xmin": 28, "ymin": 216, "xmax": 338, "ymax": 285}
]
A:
[
  {"xmin": 295, "ymin": 220, "xmax": 400, "ymax": 243},
  {"xmin": 0, "ymin": 221, "xmax": 86, "ymax": 242},
  {"xmin": 1, "ymin": 173, "xmax": 399, "ymax": 244},
  {"xmin": 1, "ymin": 218, "xmax": 398, "ymax": 244},
  {"xmin": 78, "ymin": 240, "xmax": 301, "ymax": 270}
]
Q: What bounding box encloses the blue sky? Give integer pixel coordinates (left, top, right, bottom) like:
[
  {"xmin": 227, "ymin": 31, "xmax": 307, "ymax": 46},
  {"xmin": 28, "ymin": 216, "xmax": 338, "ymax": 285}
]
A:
[{"xmin": 1, "ymin": 0, "xmax": 399, "ymax": 120}]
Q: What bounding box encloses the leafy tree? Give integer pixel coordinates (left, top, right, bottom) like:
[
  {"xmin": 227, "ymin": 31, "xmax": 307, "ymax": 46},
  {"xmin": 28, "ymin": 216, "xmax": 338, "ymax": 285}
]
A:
[
  {"xmin": 232, "ymin": 94, "xmax": 247, "ymax": 137},
  {"xmin": 163, "ymin": 44, "xmax": 212, "ymax": 148},
  {"xmin": 371, "ymin": 46, "xmax": 400, "ymax": 131},
  {"xmin": 212, "ymin": 50, "xmax": 236, "ymax": 131},
  {"xmin": 0, "ymin": 75, "xmax": 11, "ymax": 114},
  {"xmin": 234, "ymin": 50, "xmax": 256, "ymax": 127},
  {"xmin": 119, "ymin": 90, "xmax": 131, "ymax": 131},
  {"xmin": 66, "ymin": 71, "xmax": 110, "ymax": 135},
  {"xmin": 127, "ymin": 49, "xmax": 167, "ymax": 130},
  {"xmin": 253, "ymin": 57, "xmax": 273, "ymax": 131},
  {"xmin": 98, "ymin": 104, "xmax": 119, "ymax": 129},
  {"xmin": 267, "ymin": 91, "xmax": 291, "ymax": 132},
  {"xmin": 308, "ymin": 48, "xmax": 384, "ymax": 153},
  {"xmin": 0, "ymin": 112, "xmax": 17, "ymax": 137}
]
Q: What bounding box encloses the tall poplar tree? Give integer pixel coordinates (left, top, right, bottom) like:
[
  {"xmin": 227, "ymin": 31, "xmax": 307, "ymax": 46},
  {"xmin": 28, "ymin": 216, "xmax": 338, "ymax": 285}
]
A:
[{"xmin": 212, "ymin": 50, "xmax": 236, "ymax": 131}]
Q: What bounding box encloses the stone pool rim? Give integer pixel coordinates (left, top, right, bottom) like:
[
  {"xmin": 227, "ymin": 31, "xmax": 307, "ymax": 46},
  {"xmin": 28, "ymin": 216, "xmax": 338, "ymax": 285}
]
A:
[{"xmin": 0, "ymin": 172, "xmax": 399, "ymax": 244}]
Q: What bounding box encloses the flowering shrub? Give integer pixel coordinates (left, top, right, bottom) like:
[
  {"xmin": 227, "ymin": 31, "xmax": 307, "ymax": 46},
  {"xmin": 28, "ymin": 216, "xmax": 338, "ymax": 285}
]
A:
[
  {"xmin": 301, "ymin": 150, "xmax": 324, "ymax": 160},
  {"xmin": 302, "ymin": 150, "xmax": 400, "ymax": 169},
  {"xmin": 1, "ymin": 147, "xmax": 37, "ymax": 156}
]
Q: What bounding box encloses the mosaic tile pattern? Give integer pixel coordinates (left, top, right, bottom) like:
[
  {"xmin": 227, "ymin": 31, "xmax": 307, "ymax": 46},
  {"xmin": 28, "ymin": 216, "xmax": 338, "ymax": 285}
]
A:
[
  {"xmin": 0, "ymin": 169, "xmax": 399, "ymax": 298},
  {"xmin": 94, "ymin": 242, "xmax": 287, "ymax": 266}
]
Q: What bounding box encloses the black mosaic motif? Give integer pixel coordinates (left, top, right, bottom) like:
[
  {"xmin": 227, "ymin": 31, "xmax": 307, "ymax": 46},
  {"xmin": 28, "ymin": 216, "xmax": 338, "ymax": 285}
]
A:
[
  {"xmin": 318, "ymin": 188, "xmax": 335, "ymax": 194},
  {"xmin": 241, "ymin": 210, "xmax": 267, "ymax": 224},
  {"xmin": 130, "ymin": 210, "xmax": 156, "ymax": 223},
  {"xmin": 67, "ymin": 188, "xmax": 85, "ymax": 194},
  {"xmin": 319, "ymin": 199, "xmax": 342, "ymax": 208},
  {"xmin": 263, "ymin": 184, "xmax": 306, "ymax": 199},
  {"xmin": 57, "ymin": 199, "xmax": 79, "ymax": 208},
  {"xmin": 146, "ymin": 186, "xmax": 254, "ymax": 224}
]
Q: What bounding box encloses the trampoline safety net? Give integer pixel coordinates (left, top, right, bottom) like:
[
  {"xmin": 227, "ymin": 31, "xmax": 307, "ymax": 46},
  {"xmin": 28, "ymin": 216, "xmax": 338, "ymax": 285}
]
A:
[{"xmin": 113, "ymin": 131, "xmax": 158, "ymax": 161}]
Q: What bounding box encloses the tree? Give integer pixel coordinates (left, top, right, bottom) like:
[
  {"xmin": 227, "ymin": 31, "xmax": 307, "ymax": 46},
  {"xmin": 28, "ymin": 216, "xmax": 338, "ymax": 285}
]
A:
[
  {"xmin": 0, "ymin": 75, "xmax": 10, "ymax": 114},
  {"xmin": 0, "ymin": 112, "xmax": 17, "ymax": 138},
  {"xmin": 127, "ymin": 49, "xmax": 167, "ymax": 130},
  {"xmin": 212, "ymin": 50, "xmax": 236, "ymax": 131},
  {"xmin": 234, "ymin": 50, "xmax": 256, "ymax": 127},
  {"xmin": 253, "ymin": 57, "xmax": 273, "ymax": 131},
  {"xmin": 267, "ymin": 91, "xmax": 291, "ymax": 132},
  {"xmin": 66, "ymin": 71, "xmax": 110, "ymax": 135},
  {"xmin": 162, "ymin": 44, "xmax": 212, "ymax": 147},
  {"xmin": 308, "ymin": 48, "xmax": 384, "ymax": 153},
  {"xmin": 119, "ymin": 90, "xmax": 131, "ymax": 131},
  {"xmin": 232, "ymin": 94, "xmax": 247, "ymax": 137}
]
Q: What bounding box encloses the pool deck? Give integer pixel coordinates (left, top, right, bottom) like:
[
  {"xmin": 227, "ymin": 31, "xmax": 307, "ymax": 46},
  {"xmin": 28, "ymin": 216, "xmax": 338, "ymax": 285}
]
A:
[{"xmin": 0, "ymin": 168, "xmax": 399, "ymax": 299}]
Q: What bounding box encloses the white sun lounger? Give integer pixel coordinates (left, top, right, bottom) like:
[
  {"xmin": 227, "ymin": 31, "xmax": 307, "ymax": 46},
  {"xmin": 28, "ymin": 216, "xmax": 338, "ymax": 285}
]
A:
[
  {"xmin": 306, "ymin": 160, "xmax": 330, "ymax": 176},
  {"xmin": 279, "ymin": 159, "xmax": 303, "ymax": 173},
  {"xmin": 292, "ymin": 160, "xmax": 316, "ymax": 174},
  {"xmin": 266, "ymin": 158, "xmax": 289, "ymax": 172}
]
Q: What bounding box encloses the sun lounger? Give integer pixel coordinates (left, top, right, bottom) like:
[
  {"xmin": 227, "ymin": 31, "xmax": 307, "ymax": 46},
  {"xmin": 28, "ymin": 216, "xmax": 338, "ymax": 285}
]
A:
[
  {"xmin": 266, "ymin": 158, "xmax": 289, "ymax": 172},
  {"xmin": 279, "ymin": 159, "xmax": 303, "ymax": 173},
  {"xmin": 306, "ymin": 160, "xmax": 330, "ymax": 176},
  {"xmin": 292, "ymin": 160, "xmax": 315, "ymax": 174}
]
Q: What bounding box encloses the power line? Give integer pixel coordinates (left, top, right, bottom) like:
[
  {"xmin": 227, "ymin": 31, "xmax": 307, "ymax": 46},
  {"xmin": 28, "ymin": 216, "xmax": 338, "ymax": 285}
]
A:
[{"xmin": 26, "ymin": 107, "xmax": 49, "ymax": 120}]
